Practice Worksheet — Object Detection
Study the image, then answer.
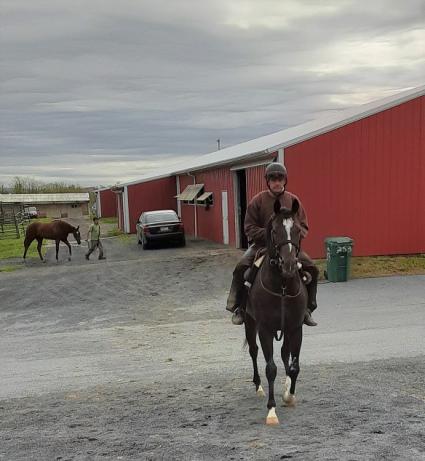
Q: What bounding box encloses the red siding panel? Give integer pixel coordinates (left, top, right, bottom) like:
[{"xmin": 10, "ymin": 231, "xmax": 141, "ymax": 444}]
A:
[
  {"xmin": 99, "ymin": 189, "xmax": 116, "ymax": 217},
  {"xmin": 178, "ymin": 167, "xmax": 236, "ymax": 245},
  {"xmin": 246, "ymin": 165, "xmax": 267, "ymax": 201},
  {"xmin": 286, "ymin": 96, "xmax": 425, "ymax": 258},
  {"xmin": 127, "ymin": 177, "xmax": 177, "ymax": 233}
]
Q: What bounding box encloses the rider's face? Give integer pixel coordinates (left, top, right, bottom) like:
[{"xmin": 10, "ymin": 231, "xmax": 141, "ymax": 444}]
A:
[{"xmin": 268, "ymin": 175, "xmax": 286, "ymax": 194}]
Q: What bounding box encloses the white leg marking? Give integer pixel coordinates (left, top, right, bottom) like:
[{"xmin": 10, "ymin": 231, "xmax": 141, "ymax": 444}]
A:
[
  {"xmin": 266, "ymin": 407, "xmax": 279, "ymax": 425},
  {"xmin": 256, "ymin": 385, "xmax": 266, "ymax": 397},
  {"xmin": 283, "ymin": 376, "xmax": 296, "ymax": 406}
]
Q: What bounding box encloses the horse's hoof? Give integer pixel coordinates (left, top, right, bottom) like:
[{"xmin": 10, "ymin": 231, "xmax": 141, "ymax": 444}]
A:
[
  {"xmin": 283, "ymin": 376, "xmax": 296, "ymax": 406},
  {"xmin": 256, "ymin": 385, "xmax": 266, "ymax": 397},
  {"xmin": 266, "ymin": 408, "xmax": 279, "ymax": 425},
  {"xmin": 68, "ymin": 258, "xmax": 71, "ymax": 262},
  {"xmin": 283, "ymin": 394, "xmax": 296, "ymax": 407}
]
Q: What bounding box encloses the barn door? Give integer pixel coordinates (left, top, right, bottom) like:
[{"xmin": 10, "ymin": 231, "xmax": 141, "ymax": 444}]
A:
[{"xmin": 222, "ymin": 190, "xmax": 229, "ymax": 244}]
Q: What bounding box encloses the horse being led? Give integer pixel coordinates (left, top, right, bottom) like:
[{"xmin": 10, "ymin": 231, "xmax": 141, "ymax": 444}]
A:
[
  {"xmin": 244, "ymin": 198, "xmax": 308, "ymax": 425},
  {"xmin": 23, "ymin": 220, "xmax": 81, "ymax": 262}
]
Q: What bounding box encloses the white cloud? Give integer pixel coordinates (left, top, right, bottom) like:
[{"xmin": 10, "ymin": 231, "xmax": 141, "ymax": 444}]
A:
[{"xmin": 1, "ymin": 0, "xmax": 424, "ymax": 186}]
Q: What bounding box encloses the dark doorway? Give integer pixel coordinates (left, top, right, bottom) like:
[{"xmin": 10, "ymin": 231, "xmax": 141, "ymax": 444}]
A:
[{"xmin": 237, "ymin": 169, "xmax": 248, "ymax": 248}]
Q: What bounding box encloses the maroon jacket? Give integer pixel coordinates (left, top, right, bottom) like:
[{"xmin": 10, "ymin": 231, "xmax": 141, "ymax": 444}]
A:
[{"xmin": 244, "ymin": 190, "xmax": 309, "ymax": 247}]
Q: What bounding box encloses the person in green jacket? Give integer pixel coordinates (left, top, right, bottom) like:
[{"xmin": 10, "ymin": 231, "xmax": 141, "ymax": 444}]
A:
[{"xmin": 85, "ymin": 217, "xmax": 105, "ymax": 260}]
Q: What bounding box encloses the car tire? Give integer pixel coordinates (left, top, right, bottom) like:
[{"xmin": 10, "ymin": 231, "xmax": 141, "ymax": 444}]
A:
[{"xmin": 142, "ymin": 236, "xmax": 150, "ymax": 250}]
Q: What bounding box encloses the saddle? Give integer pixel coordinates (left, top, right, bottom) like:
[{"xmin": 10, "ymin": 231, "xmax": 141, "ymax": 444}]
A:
[{"xmin": 243, "ymin": 249, "xmax": 312, "ymax": 291}]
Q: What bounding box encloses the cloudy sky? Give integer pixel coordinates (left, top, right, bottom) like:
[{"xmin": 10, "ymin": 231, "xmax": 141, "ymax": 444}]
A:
[{"xmin": 1, "ymin": 0, "xmax": 424, "ymax": 187}]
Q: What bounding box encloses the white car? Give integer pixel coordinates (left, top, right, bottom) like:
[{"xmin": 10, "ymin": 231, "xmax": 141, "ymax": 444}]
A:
[{"xmin": 24, "ymin": 206, "xmax": 38, "ymax": 219}]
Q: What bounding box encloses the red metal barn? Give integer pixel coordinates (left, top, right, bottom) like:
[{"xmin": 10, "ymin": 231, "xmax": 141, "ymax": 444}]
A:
[
  {"xmin": 107, "ymin": 85, "xmax": 424, "ymax": 257},
  {"xmin": 285, "ymin": 95, "xmax": 425, "ymax": 257},
  {"xmin": 96, "ymin": 188, "xmax": 116, "ymax": 218},
  {"xmin": 125, "ymin": 177, "xmax": 177, "ymax": 233},
  {"xmin": 176, "ymin": 167, "xmax": 237, "ymax": 245}
]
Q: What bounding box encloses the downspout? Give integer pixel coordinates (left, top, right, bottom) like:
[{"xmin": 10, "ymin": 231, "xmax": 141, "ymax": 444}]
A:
[
  {"xmin": 176, "ymin": 176, "xmax": 181, "ymax": 218},
  {"xmin": 278, "ymin": 147, "xmax": 285, "ymax": 165},
  {"xmin": 187, "ymin": 172, "xmax": 197, "ymax": 238}
]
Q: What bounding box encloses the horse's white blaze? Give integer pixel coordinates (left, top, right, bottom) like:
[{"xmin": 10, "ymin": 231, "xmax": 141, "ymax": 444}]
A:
[
  {"xmin": 282, "ymin": 218, "xmax": 293, "ymax": 252},
  {"xmin": 283, "ymin": 376, "xmax": 296, "ymax": 406},
  {"xmin": 266, "ymin": 407, "xmax": 279, "ymax": 425},
  {"xmin": 256, "ymin": 385, "xmax": 266, "ymax": 397}
]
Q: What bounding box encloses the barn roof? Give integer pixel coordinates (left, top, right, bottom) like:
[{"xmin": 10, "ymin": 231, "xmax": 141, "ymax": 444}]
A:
[
  {"xmin": 119, "ymin": 84, "xmax": 425, "ymax": 187},
  {"xmin": 0, "ymin": 193, "xmax": 90, "ymax": 204}
]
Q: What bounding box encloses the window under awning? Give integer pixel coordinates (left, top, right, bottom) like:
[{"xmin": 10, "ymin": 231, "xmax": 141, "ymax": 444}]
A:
[
  {"xmin": 197, "ymin": 191, "xmax": 212, "ymax": 201},
  {"xmin": 176, "ymin": 184, "xmax": 204, "ymax": 201}
]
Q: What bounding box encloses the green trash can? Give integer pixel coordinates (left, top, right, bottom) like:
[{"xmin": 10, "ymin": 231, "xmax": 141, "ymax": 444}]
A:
[{"xmin": 324, "ymin": 237, "xmax": 354, "ymax": 282}]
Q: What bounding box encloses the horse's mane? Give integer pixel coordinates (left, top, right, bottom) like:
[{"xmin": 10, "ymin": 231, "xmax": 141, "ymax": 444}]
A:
[
  {"xmin": 266, "ymin": 216, "xmax": 274, "ymax": 257},
  {"xmin": 56, "ymin": 220, "xmax": 75, "ymax": 231}
]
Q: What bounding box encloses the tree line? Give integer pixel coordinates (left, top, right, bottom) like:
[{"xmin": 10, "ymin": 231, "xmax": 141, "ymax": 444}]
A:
[{"xmin": 0, "ymin": 177, "xmax": 85, "ymax": 194}]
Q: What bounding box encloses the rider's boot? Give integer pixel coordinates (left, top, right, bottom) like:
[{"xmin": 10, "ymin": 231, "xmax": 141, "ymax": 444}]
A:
[
  {"xmin": 226, "ymin": 272, "xmax": 246, "ymax": 325},
  {"xmin": 231, "ymin": 307, "xmax": 245, "ymax": 325},
  {"xmin": 304, "ymin": 304, "xmax": 318, "ymax": 327},
  {"xmin": 304, "ymin": 275, "xmax": 318, "ymax": 327}
]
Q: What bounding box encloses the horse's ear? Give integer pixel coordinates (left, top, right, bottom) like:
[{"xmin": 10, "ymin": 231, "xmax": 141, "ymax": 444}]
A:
[
  {"xmin": 76, "ymin": 226, "xmax": 80, "ymax": 231},
  {"xmin": 273, "ymin": 199, "xmax": 281, "ymax": 215},
  {"xmin": 291, "ymin": 198, "xmax": 299, "ymax": 215}
]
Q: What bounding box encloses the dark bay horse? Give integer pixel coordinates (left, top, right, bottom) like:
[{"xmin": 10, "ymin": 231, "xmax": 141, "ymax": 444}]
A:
[
  {"xmin": 23, "ymin": 220, "xmax": 81, "ymax": 262},
  {"xmin": 244, "ymin": 198, "xmax": 308, "ymax": 425}
]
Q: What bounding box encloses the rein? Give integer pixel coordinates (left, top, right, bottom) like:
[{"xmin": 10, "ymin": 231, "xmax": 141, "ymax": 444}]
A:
[{"xmin": 264, "ymin": 228, "xmax": 302, "ymax": 341}]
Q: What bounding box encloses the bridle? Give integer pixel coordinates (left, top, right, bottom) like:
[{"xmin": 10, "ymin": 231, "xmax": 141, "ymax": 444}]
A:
[
  {"xmin": 266, "ymin": 223, "xmax": 302, "ymax": 341},
  {"xmin": 269, "ymin": 228, "xmax": 300, "ymax": 270}
]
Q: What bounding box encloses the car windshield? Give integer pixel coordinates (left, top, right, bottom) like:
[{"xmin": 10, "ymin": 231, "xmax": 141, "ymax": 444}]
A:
[{"xmin": 145, "ymin": 212, "xmax": 178, "ymax": 224}]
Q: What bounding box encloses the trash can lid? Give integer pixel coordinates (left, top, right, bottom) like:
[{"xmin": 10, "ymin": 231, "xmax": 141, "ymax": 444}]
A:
[{"xmin": 325, "ymin": 236, "xmax": 354, "ymax": 245}]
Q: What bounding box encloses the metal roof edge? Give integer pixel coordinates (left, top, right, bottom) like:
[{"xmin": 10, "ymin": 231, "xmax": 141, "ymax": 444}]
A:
[
  {"xmin": 265, "ymin": 84, "xmax": 425, "ymax": 153},
  {"xmin": 172, "ymin": 150, "xmax": 271, "ymax": 175},
  {"xmin": 96, "ymin": 84, "xmax": 425, "ymax": 188}
]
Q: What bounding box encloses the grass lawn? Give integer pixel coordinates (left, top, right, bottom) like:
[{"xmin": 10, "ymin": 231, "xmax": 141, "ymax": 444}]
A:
[
  {"xmin": 315, "ymin": 254, "xmax": 425, "ymax": 280},
  {"xmin": 0, "ymin": 218, "xmax": 51, "ymax": 261},
  {"xmin": 100, "ymin": 217, "xmax": 118, "ymax": 225}
]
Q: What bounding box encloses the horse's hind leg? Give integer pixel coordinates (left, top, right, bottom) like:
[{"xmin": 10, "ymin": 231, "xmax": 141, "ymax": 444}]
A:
[
  {"xmin": 36, "ymin": 238, "xmax": 44, "ymax": 261},
  {"xmin": 244, "ymin": 315, "xmax": 264, "ymax": 397},
  {"xmin": 259, "ymin": 329, "xmax": 279, "ymax": 425},
  {"xmin": 23, "ymin": 236, "xmax": 34, "ymax": 259},
  {"xmin": 283, "ymin": 326, "xmax": 303, "ymax": 407}
]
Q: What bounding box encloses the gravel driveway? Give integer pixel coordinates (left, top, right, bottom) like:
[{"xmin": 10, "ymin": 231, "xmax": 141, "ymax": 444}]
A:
[{"xmin": 0, "ymin": 234, "xmax": 424, "ymax": 460}]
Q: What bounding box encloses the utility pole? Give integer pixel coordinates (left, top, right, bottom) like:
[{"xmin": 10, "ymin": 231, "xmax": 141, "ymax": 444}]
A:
[{"xmin": 217, "ymin": 139, "xmax": 221, "ymax": 150}]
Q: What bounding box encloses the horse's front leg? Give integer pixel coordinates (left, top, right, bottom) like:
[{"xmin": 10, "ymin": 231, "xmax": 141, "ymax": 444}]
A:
[
  {"xmin": 244, "ymin": 315, "xmax": 264, "ymax": 397},
  {"xmin": 283, "ymin": 326, "xmax": 302, "ymax": 407},
  {"xmin": 55, "ymin": 240, "xmax": 60, "ymax": 262},
  {"xmin": 281, "ymin": 334, "xmax": 291, "ymax": 403},
  {"xmin": 62, "ymin": 239, "xmax": 72, "ymax": 261},
  {"xmin": 259, "ymin": 329, "xmax": 278, "ymax": 425}
]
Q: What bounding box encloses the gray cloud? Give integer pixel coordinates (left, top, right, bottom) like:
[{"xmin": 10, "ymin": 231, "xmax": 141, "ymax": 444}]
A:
[{"xmin": 1, "ymin": 0, "xmax": 424, "ymax": 186}]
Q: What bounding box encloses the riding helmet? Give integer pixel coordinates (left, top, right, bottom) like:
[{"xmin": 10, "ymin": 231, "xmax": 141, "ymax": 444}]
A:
[{"xmin": 264, "ymin": 162, "xmax": 287, "ymax": 180}]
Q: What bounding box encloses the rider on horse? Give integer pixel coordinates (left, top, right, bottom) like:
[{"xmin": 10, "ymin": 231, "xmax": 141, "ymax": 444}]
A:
[{"xmin": 226, "ymin": 162, "xmax": 319, "ymax": 326}]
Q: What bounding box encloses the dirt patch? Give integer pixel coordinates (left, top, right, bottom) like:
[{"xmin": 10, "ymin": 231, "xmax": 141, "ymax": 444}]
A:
[
  {"xmin": 1, "ymin": 358, "xmax": 424, "ymax": 460},
  {"xmin": 0, "ymin": 237, "xmax": 424, "ymax": 460}
]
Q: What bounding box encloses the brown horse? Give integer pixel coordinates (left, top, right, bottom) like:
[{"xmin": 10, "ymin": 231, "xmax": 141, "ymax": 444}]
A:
[
  {"xmin": 23, "ymin": 220, "xmax": 81, "ymax": 262},
  {"xmin": 244, "ymin": 198, "xmax": 308, "ymax": 425}
]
